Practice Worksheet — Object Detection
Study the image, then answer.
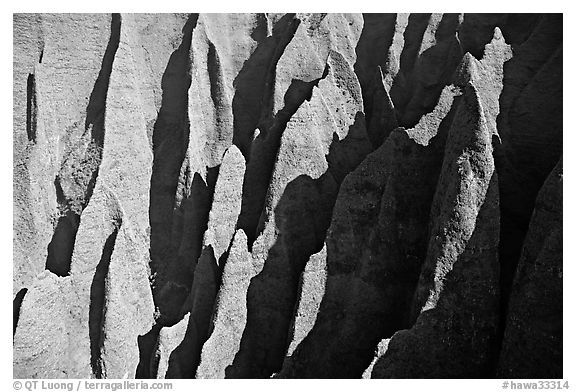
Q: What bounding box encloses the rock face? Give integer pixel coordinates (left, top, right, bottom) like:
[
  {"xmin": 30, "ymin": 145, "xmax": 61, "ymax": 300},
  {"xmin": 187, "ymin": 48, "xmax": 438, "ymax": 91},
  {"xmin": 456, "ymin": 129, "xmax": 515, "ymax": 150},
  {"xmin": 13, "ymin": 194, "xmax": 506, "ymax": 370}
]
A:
[
  {"xmin": 13, "ymin": 13, "xmax": 562, "ymax": 379},
  {"xmin": 497, "ymin": 158, "xmax": 563, "ymax": 378}
]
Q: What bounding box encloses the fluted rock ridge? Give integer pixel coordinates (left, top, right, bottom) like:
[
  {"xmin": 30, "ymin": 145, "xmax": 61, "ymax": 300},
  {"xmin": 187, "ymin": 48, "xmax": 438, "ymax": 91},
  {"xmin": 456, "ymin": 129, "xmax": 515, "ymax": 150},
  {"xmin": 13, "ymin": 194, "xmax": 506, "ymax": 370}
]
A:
[{"xmin": 13, "ymin": 13, "xmax": 562, "ymax": 379}]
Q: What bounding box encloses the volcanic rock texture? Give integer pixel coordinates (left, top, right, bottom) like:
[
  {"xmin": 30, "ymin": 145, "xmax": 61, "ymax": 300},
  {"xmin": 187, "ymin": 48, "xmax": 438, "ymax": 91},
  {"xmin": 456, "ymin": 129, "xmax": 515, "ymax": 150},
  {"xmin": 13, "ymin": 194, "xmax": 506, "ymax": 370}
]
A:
[{"xmin": 13, "ymin": 13, "xmax": 562, "ymax": 379}]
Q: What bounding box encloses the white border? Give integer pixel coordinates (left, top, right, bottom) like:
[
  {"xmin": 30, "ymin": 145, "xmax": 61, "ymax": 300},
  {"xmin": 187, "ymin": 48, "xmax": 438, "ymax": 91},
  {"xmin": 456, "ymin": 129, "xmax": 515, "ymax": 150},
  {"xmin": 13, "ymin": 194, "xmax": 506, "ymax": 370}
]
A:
[{"xmin": 3, "ymin": 4, "xmax": 572, "ymax": 391}]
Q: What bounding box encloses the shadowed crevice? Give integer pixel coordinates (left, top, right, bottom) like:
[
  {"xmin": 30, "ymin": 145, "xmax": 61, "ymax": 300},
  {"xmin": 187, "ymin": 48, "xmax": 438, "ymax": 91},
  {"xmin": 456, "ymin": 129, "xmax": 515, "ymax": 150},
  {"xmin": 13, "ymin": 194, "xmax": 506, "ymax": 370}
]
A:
[
  {"xmin": 353, "ymin": 13, "xmax": 397, "ymax": 138},
  {"xmin": 227, "ymin": 111, "xmax": 368, "ymax": 378},
  {"xmin": 397, "ymin": 14, "xmax": 432, "ymax": 76},
  {"xmin": 151, "ymin": 167, "xmax": 218, "ymax": 326},
  {"xmin": 135, "ymin": 325, "xmax": 162, "ymax": 379},
  {"xmin": 238, "ymin": 63, "xmax": 330, "ymax": 249},
  {"xmin": 85, "ymin": 13, "xmax": 121, "ymax": 145},
  {"xmin": 392, "ymin": 14, "xmax": 463, "ymax": 128},
  {"xmin": 26, "ymin": 73, "xmax": 37, "ymax": 143},
  {"xmin": 45, "ymin": 211, "xmax": 80, "ymax": 277},
  {"xmin": 231, "ymin": 13, "xmax": 299, "ymax": 159},
  {"xmin": 492, "ymin": 16, "xmax": 563, "ymax": 371},
  {"xmin": 45, "ymin": 13, "xmax": 121, "ymax": 277},
  {"xmin": 207, "ymin": 41, "xmax": 226, "ymax": 124},
  {"xmin": 13, "ymin": 288, "xmax": 28, "ymax": 337},
  {"xmin": 163, "ymin": 220, "xmax": 234, "ymax": 378},
  {"xmin": 148, "ymin": 14, "xmax": 197, "ymax": 281},
  {"xmin": 89, "ymin": 225, "xmax": 120, "ymax": 379},
  {"xmin": 147, "ymin": 14, "xmax": 200, "ymax": 328},
  {"xmin": 279, "ymin": 91, "xmax": 462, "ymax": 378}
]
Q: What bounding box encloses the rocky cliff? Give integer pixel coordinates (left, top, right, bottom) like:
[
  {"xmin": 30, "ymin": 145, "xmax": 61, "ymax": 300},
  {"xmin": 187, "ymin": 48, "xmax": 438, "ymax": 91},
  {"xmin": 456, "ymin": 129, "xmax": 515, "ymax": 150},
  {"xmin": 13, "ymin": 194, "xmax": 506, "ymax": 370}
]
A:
[{"xmin": 13, "ymin": 13, "xmax": 562, "ymax": 379}]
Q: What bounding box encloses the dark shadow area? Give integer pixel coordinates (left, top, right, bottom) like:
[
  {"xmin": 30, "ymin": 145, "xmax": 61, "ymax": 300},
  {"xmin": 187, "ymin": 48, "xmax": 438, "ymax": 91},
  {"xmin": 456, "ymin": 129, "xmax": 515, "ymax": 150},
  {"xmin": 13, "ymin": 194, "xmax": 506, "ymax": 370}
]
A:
[
  {"xmin": 397, "ymin": 14, "xmax": 432, "ymax": 74},
  {"xmin": 141, "ymin": 163, "xmax": 218, "ymax": 378},
  {"xmin": 229, "ymin": 172, "xmax": 337, "ymax": 378},
  {"xmin": 458, "ymin": 14, "xmax": 509, "ymax": 59},
  {"xmin": 45, "ymin": 14, "xmax": 121, "ymax": 277},
  {"xmin": 26, "ymin": 73, "xmax": 36, "ymax": 142},
  {"xmin": 399, "ymin": 14, "xmax": 462, "ymax": 126},
  {"xmin": 226, "ymin": 112, "xmax": 370, "ymax": 378},
  {"xmin": 89, "ymin": 226, "xmax": 120, "ymax": 378},
  {"xmin": 371, "ymin": 176, "xmax": 500, "ymax": 378},
  {"xmin": 459, "ymin": 14, "xmax": 542, "ymax": 60},
  {"xmin": 45, "ymin": 212, "xmax": 80, "ymax": 277},
  {"xmin": 495, "ymin": 158, "xmax": 562, "ymax": 379},
  {"xmin": 85, "ymin": 13, "xmax": 121, "ymax": 145},
  {"xmin": 364, "ymin": 67, "xmax": 398, "ymax": 148},
  {"xmin": 279, "ymin": 92, "xmax": 462, "ymax": 378},
  {"xmin": 147, "ymin": 13, "xmax": 198, "ymax": 323},
  {"xmin": 164, "ymin": 245, "xmax": 222, "ymax": 378},
  {"xmin": 45, "ymin": 178, "xmax": 80, "ymax": 276},
  {"xmin": 492, "ymin": 14, "xmax": 563, "ymax": 371},
  {"xmin": 206, "ymin": 40, "xmax": 227, "ymax": 135},
  {"xmin": 237, "ymin": 65, "xmax": 330, "ymax": 249},
  {"xmin": 353, "ymin": 13, "xmax": 397, "ymax": 137},
  {"xmin": 383, "ymin": 13, "xmax": 520, "ymax": 130},
  {"xmin": 135, "ymin": 325, "xmax": 161, "ymax": 379},
  {"xmin": 492, "ymin": 135, "xmax": 527, "ymax": 330},
  {"xmin": 392, "ymin": 14, "xmax": 462, "ymax": 127},
  {"xmin": 13, "ymin": 288, "xmax": 28, "ymax": 337},
  {"xmin": 150, "ymin": 21, "xmax": 242, "ymax": 329},
  {"xmin": 139, "ymin": 163, "xmax": 219, "ymax": 378},
  {"xmin": 151, "ymin": 168, "xmax": 218, "ymax": 326},
  {"xmin": 500, "ymin": 14, "xmax": 542, "ymax": 47},
  {"xmin": 386, "ymin": 12, "xmax": 430, "ymax": 119},
  {"xmin": 231, "ymin": 13, "xmax": 298, "ymax": 159}
]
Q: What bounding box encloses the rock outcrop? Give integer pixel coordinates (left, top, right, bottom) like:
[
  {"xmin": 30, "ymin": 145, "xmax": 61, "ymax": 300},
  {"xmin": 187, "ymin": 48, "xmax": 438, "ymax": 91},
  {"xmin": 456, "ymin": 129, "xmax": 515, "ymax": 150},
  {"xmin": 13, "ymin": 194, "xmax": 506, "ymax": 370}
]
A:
[
  {"xmin": 497, "ymin": 158, "xmax": 563, "ymax": 379},
  {"xmin": 13, "ymin": 13, "xmax": 562, "ymax": 379}
]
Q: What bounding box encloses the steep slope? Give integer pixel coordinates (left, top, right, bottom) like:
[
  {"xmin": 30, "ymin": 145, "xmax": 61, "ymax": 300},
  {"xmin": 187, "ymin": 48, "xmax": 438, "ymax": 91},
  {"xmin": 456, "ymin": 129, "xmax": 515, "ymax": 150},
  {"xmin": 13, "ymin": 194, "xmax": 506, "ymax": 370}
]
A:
[{"xmin": 497, "ymin": 158, "xmax": 563, "ymax": 378}]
